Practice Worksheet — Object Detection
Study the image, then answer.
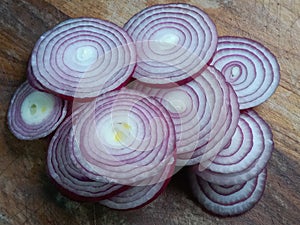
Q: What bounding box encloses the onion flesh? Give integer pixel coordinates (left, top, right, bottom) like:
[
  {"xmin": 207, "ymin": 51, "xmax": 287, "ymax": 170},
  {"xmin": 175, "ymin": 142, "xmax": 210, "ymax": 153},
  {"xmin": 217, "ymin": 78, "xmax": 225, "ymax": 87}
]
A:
[{"xmin": 124, "ymin": 3, "xmax": 218, "ymax": 84}]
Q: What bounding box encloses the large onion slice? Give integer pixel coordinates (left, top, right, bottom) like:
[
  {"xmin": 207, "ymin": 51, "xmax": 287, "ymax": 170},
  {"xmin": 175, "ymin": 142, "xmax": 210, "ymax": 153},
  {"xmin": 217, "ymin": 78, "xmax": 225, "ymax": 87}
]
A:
[
  {"xmin": 129, "ymin": 66, "xmax": 239, "ymax": 167},
  {"xmin": 210, "ymin": 36, "xmax": 280, "ymax": 109},
  {"xmin": 30, "ymin": 18, "xmax": 136, "ymax": 100},
  {"xmin": 189, "ymin": 168, "xmax": 267, "ymax": 216},
  {"xmin": 47, "ymin": 115, "xmax": 127, "ymax": 202},
  {"xmin": 69, "ymin": 88, "xmax": 176, "ymax": 186},
  {"xmin": 7, "ymin": 81, "xmax": 67, "ymax": 140},
  {"xmin": 124, "ymin": 3, "xmax": 218, "ymax": 84},
  {"xmin": 196, "ymin": 109, "xmax": 274, "ymax": 185}
]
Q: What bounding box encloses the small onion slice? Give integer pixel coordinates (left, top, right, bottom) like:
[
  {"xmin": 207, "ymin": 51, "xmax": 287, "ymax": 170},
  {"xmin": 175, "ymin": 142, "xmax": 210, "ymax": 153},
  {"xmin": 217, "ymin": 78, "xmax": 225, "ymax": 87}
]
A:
[
  {"xmin": 124, "ymin": 3, "xmax": 218, "ymax": 84},
  {"xmin": 69, "ymin": 88, "xmax": 176, "ymax": 186},
  {"xmin": 7, "ymin": 81, "xmax": 67, "ymax": 140},
  {"xmin": 196, "ymin": 109, "xmax": 273, "ymax": 185},
  {"xmin": 210, "ymin": 36, "xmax": 280, "ymax": 109},
  {"xmin": 47, "ymin": 115, "xmax": 127, "ymax": 202},
  {"xmin": 189, "ymin": 168, "xmax": 267, "ymax": 216},
  {"xmin": 30, "ymin": 18, "xmax": 136, "ymax": 100}
]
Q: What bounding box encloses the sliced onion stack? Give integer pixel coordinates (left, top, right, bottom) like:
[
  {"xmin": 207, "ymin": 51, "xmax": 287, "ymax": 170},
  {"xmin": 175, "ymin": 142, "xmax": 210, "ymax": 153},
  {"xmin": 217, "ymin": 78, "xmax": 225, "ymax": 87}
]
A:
[
  {"xmin": 69, "ymin": 88, "xmax": 176, "ymax": 186},
  {"xmin": 47, "ymin": 115, "xmax": 127, "ymax": 202},
  {"xmin": 128, "ymin": 66, "xmax": 239, "ymax": 167},
  {"xmin": 196, "ymin": 109, "xmax": 274, "ymax": 185},
  {"xmin": 189, "ymin": 168, "xmax": 267, "ymax": 216},
  {"xmin": 30, "ymin": 18, "xmax": 136, "ymax": 100},
  {"xmin": 124, "ymin": 3, "xmax": 218, "ymax": 84},
  {"xmin": 210, "ymin": 36, "xmax": 280, "ymax": 109},
  {"xmin": 7, "ymin": 81, "xmax": 67, "ymax": 140},
  {"xmin": 7, "ymin": 3, "xmax": 280, "ymax": 215}
]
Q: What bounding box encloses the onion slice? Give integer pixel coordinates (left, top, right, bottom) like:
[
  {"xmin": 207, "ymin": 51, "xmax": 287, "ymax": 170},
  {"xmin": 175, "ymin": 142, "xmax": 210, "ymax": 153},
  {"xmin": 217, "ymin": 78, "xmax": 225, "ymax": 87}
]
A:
[
  {"xmin": 189, "ymin": 168, "xmax": 267, "ymax": 216},
  {"xmin": 196, "ymin": 109, "xmax": 274, "ymax": 185},
  {"xmin": 69, "ymin": 88, "xmax": 176, "ymax": 186},
  {"xmin": 99, "ymin": 164, "xmax": 171, "ymax": 210},
  {"xmin": 124, "ymin": 3, "xmax": 218, "ymax": 84},
  {"xmin": 7, "ymin": 81, "xmax": 67, "ymax": 140},
  {"xmin": 30, "ymin": 18, "xmax": 136, "ymax": 100},
  {"xmin": 47, "ymin": 115, "xmax": 127, "ymax": 202},
  {"xmin": 129, "ymin": 66, "xmax": 239, "ymax": 167},
  {"xmin": 210, "ymin": 36, "xmax": 280, "ymax": 109}
]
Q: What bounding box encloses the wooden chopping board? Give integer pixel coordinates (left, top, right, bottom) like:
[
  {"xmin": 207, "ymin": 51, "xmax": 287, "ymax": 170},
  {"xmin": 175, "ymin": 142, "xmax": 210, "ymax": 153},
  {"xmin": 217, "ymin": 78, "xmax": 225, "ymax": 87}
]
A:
[{"xmin": 0, "ymin": 0, "xmax": 299, "ymax": 224}]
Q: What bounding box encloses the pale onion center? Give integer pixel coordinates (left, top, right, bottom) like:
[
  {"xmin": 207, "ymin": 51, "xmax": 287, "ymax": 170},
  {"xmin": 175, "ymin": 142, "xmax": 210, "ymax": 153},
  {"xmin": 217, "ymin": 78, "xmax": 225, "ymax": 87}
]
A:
[
  {"xmin": 98, "ymin": 118, "xmax": 137, "ymax": 148},
  {"xmin": 75, "ymin": 46, "xmax": 98, "ymax": 65},
  {"xmin": 157, "ymin": 33, "xmax": 180, "ymax": 50},
  {"xmin": 151, "ymin": 29, "xmax": 180, "ymax": 51},
  {"xmin": 21, "ymin": 91, "xmax": 55, "ymax": 125},
  {"xmin": 163, "ymin": 90, "xmax": 191, "ymax": 114},
  {"xmin": 231, "ymin": 66, "xmax": 241, "ymax": 78}
]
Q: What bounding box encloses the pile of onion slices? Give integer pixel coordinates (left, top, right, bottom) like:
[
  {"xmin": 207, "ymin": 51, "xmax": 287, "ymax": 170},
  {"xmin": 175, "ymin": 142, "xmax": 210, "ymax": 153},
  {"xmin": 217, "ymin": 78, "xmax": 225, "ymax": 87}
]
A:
[{"xmin": 7, "ymin": 3, "xmax": 279, "ymax": 216}]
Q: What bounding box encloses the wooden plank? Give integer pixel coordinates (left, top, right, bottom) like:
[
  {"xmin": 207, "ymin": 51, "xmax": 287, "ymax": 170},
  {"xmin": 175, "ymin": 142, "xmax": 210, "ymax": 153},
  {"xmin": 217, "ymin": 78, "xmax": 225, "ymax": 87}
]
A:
[{"xmin": 0, "ymin": 0, "xmax": 299, "ymax": 224}]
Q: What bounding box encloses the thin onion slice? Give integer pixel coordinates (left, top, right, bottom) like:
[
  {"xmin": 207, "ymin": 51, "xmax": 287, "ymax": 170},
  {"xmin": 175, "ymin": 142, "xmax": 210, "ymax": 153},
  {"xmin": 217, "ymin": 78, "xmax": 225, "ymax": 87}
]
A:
[
  {"xmin": 210, "ymin": 36, "xmax": 280, "ymax": 109},
  {"xmin": 129, "ymin": 66, "xmax": 239, "ymax": 167},
  {"xmin": 100, "ymin": 180, "xmax": 169, "ymax": 210},
  {"xmin": 99, "ymin": 163, "xmax": 171, "ymax": 210},
  {"xmin": 47, "ymin": 115, "xmax": 127, "ymax": 202},
  {"xmin": 30, "ymin": 17, "xmax": 136, "ymax": 100},
  {"xmin": 7, "ymin": 81, "xmax": 67, "ymax": 140},
  {"xmin": 27, "ymin": 59, "xmax": 46, "ymax": 91},
  {"xmin": 196, "ymin": 109, "xmax": 273, "ymax": 185},
  {"xmin": 124, "ymin": 3, "xmax": 218, "ymax": 84},
  {"xmin": 189, "ymin": 168, "xmax": 267, "ymax": 216},
  {"xmin": 69, "ymin": 88, "xmax": 176, "ymax": 186}
]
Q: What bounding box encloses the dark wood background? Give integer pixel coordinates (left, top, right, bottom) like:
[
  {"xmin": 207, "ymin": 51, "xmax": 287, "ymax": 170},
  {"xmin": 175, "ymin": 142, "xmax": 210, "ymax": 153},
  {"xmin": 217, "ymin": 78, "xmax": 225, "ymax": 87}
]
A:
[{"xmin": 0, "ymin": 0, "xmax": 299, "ymax": 224}]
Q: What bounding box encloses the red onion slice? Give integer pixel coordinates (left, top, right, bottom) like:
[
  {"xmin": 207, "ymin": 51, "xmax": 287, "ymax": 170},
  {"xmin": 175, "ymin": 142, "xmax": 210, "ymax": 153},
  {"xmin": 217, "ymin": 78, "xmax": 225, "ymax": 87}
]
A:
[
  {"xmin": 69, "ymin": 88, "xmax": 176, "ymax": 186},
  {"xmin": 210, "ymin": 36, "xmax": 280, "ymax": 109},
  {"xmin": 7, "ymin": 81, "xmax": 67, "ymax": 140},
  {"xmin": 30, "ymin": 18, "xmax": 136, "ymax": 100},
  {"xmin": 197, "ymin": 109, "xmax": 273, "ymax": 185},
  {"xmin": 124, "ymin": 3, "xmax": 217, "ymax": 84},
  {"xmin": 100, "ymin": 180, "xmax": 169, "ymax": 210},
  {"xmin": 47, "ymin": 115, "xmax": 127, "ymax": 201},
  {"xmin": 99, "ymin": 164, "xmax": 171, "ymax": 210},
  {"xmin": 189, "ymin": 168, "xmax": 267, "ymax": 216},
  {"xmin": 128, "ymin": 66, "xmax": 239, "ymax": 167}
]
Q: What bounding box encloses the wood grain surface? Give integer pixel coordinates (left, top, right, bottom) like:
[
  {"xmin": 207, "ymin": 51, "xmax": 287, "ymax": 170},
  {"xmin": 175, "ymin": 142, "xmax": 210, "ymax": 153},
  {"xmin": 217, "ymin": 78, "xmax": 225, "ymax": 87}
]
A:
[{"xmin": 0, "ymin": 0, "xmax": 299, "ymax": 224}]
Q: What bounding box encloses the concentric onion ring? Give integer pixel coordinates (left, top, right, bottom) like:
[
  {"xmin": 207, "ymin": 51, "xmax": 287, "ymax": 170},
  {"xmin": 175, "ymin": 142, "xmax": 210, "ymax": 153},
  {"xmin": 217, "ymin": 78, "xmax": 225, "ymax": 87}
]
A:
[
  {"xmin": 197, "ymin": 109, "xmax": 274, "ymax": 185},
  {"xmin": 69, "ymin": 88, "xmax": 176, "ymax": 186},
  {"xmin": 47, "ymin": 115, "xmax": 127, "ymax": 201},
  {"xmin": 189, "ymin": 168, "xmax": 267, "ymax": 216},
  {"xmin": 124, "ymin": 3, "xmax": 218, "ymax": 84},
  {"xmin": 30, "ymin": 18, "xmax": 136, "ymax": 100},
  {"xmin": 210, "ymin": 36, "xmax": 280, "ymax": 109},
  {"xmin": 128, "ymin": 66, "xmax": 239, "ymax": 167},
  {"xmin": 7, "ymin": 81, "xmax": 67, "ymax": 140}
]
